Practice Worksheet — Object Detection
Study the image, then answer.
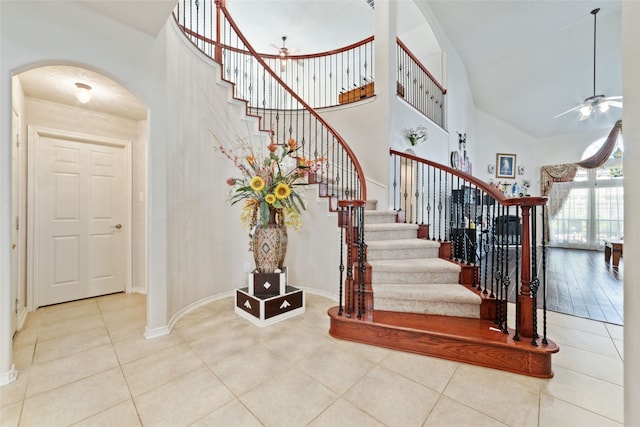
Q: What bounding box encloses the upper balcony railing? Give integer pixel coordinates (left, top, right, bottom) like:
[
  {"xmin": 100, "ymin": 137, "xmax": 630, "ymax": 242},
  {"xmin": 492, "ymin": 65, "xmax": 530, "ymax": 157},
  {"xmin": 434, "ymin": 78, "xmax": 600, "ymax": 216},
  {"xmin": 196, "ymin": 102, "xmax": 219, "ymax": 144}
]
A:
[
  {"xmin": 396, "ymin": 38, "xmax": 447, "ymax": 129},
  {"xmin": 259, "ymin": 37, "xmax": 375, "ymax": 109},
  {"xmin": 175, "ymin": 1, "xmax": 446, "ymax": 128},
  {"xmin": 173, "ymin": 0, "xmax": 367, "ymax": 205}
]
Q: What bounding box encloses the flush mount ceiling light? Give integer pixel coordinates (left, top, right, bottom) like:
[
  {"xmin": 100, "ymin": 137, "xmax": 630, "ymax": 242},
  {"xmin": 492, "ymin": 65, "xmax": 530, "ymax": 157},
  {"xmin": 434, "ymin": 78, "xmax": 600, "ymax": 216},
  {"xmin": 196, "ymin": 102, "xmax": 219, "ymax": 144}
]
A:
[
  {"xmin": 555, "ymin": 8, "xmax": 622, "ymax": 120},
  {"xmin": 75, "ymin": 82, "xmax": 92, "ymax": 103}
]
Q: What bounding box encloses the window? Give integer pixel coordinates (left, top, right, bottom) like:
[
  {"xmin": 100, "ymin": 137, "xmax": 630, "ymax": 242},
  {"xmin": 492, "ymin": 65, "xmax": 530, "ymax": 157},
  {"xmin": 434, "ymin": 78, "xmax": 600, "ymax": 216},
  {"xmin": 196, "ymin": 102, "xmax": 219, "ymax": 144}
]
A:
[{"xmin": 549, "ymin": 135, "xmax": 624, "ymax": 249}]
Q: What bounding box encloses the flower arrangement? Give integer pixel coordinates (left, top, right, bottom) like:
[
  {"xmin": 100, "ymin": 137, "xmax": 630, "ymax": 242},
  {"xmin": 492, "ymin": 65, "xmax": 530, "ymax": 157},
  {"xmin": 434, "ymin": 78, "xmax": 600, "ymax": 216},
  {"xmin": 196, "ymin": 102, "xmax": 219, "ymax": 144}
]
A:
[
  {"xmin": 404, "ymin": 125, "xmax": 428, "ymax": 146},
  {"xmin": 214, "ymin": 131, "xmax": 325, "ymax": 231}
]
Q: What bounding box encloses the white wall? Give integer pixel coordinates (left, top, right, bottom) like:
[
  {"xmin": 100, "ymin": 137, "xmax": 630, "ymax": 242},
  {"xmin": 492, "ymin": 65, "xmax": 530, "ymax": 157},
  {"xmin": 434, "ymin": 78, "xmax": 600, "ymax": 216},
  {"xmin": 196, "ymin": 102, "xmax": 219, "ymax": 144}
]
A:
[
  {"xmin": 622, "ymin": 1, "xmax": 640, "ymax": 423},
  {"xmin": 164, "ymin": 23, "xmax": 343, "ymax": 317},
  {"xmin": 475, "ymin": 109, "xmax": 538, "ymax": 194},
  {"xmin": 415, "ymin": 2, "xmax": 477, "ymax": 171},
  {"xmin": 535, "ymin": 128, "xmax": 614, "ymax": 166}
]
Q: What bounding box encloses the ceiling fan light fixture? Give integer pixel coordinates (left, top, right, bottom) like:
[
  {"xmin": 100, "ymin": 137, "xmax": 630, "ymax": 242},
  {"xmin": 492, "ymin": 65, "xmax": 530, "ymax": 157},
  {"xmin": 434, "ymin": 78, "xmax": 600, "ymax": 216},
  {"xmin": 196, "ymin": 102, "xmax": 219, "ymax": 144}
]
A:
[
  {"xmin": 579, "ymin": 104, "xmax": 592, "ymax": 117},
  {"xmin": 555, "ymin": 7, "xmax": 622, "ymax": 120}
]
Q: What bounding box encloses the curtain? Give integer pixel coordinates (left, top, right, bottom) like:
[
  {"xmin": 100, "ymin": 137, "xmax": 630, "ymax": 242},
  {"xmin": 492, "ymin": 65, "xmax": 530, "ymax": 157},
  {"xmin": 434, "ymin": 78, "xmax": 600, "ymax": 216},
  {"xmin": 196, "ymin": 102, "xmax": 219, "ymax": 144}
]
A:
[
  {"xmin": 576, "ymin": 120, "xmax": 622, "ymax": 169},
  {"xmin": 540, "ymin": 120, "xmax": 622, "ymax": 241}
]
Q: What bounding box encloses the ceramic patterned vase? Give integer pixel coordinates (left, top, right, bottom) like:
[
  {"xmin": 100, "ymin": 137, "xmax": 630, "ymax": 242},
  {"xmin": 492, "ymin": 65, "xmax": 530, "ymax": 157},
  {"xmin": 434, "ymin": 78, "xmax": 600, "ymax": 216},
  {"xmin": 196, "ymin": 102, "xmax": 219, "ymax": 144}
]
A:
[{"xmin": 251, "ymin": 210, "xmax": 288, "ymax": 273}]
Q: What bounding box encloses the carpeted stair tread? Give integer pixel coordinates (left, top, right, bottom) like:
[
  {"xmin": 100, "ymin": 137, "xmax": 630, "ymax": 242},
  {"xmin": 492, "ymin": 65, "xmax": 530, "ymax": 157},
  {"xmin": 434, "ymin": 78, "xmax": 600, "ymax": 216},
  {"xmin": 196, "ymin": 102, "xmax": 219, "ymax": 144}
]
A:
[
  {"xmin": 364, "ymin": 210, "xmax": 398, "ymax": 224},
  {"xmin": 365, "ymin": 223, "xmax": 419, "ymax": 241},
  {"xmin": 373, "ymin": 284, "xmax": 481, "ymax": 317},
  {"xmin": 372, "ymin": 283, "xmax": 481, "ymax": 304},
  {"xmin": 366, "ymin": 239, "xmax": 441, "ymax": 261},
  {"xmin": 367, "ymin": 239, "xmax": 440, "ymax": 250},
  {"xmin": 368, "ymin": 258, "xmax": 460, "ymax": 273},
  {"xmin": 364, "ymin": 223, "xmax": 418, "ymax": 232}
]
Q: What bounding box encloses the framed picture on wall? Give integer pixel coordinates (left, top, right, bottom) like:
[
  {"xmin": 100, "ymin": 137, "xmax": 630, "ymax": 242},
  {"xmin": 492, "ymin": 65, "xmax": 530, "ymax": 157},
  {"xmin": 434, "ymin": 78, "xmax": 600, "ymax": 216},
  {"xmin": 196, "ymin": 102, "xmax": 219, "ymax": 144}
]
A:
[{"xmin": 496, "ymin": 153, "xmax": 516, "ymax": 179}]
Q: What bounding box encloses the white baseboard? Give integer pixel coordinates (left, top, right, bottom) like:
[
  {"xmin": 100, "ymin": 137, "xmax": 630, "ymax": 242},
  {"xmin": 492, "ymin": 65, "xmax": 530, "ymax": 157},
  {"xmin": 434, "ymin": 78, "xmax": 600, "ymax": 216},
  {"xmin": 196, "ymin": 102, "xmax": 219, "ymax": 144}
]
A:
[
  {"xmin": 144, "ymin": 325, "xmax": 170, "ymax": 340},
  {"xmin": 167, "ymin": 290, "xmax": 235, "ymax": 331},
  {"xmin": 0, "ymin": 364, "xmax": 17, "ymax": 386},
  {"xmin": 17, "ymin": 307, "xmax": 28, "ymax": 331},
  {"xmin": 299, "ymin": 287, "xmax": 339, "ymax": 302}
]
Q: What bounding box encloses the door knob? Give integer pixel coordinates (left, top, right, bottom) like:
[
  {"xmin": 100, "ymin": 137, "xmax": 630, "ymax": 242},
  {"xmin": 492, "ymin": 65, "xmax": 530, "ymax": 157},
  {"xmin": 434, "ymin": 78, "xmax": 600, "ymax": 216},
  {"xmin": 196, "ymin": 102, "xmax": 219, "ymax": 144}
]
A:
[{"xmin": 115, "ymin": 224, "xmax": 122, "ymax": 230}]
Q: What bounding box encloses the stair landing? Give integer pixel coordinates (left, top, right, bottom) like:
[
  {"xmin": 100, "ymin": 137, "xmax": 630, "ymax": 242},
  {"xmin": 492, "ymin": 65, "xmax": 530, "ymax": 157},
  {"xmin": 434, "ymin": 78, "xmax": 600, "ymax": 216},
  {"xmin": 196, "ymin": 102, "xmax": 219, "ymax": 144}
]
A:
[{"xmin": 328, "ymin": 306, "xmax": 559, "ymax": 378}]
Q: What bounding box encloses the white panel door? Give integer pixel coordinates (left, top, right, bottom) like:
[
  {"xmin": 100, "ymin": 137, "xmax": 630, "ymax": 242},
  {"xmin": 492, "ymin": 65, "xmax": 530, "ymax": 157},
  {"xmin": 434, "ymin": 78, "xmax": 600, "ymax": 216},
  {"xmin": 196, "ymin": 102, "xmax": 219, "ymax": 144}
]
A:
[{"xmin": 37, "ymin": 136, "xmax": 126, "ymax": 306}]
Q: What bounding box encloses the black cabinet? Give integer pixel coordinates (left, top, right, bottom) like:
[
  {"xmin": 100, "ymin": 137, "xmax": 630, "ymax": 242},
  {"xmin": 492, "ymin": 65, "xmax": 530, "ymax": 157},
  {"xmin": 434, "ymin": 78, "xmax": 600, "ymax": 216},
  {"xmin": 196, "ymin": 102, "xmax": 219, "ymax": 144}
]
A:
[
  {"xmin": 494, "ymin": 215, "xmax": 521, "ymax": 245},
  {"xmin": 452, "ymin": 227, "xmax": 477, "ymax": 260}
]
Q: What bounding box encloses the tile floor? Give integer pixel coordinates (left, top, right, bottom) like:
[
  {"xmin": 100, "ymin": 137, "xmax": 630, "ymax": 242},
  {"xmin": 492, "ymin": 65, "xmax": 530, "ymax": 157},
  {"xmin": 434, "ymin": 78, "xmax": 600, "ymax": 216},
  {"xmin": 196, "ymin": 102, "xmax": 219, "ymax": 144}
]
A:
[{"xmin": 0, "ymin": 292, "xmax": 624, "ymax": 426}]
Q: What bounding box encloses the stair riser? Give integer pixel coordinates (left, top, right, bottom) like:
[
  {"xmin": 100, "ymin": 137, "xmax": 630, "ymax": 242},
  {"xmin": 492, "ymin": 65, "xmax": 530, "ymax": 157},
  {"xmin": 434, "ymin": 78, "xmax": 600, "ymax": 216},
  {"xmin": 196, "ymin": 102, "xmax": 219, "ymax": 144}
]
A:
[
  {"xmin": 374, "ymin": 298, "xmax": 480, "ymax": 318},
  {"xmin": 365, "ymin": 214, "xmax": 398, "ymax": 224},
  {"xmin": 365, "ymin": 229, "xmax": 417, "ymax": 241},
  {"xmin": 372, "ymin": 271, "xmax": 459, "ymax": 284},
  {"xmin": 367, "ymin": 247, "xmax": 440, "ymax": 261}
]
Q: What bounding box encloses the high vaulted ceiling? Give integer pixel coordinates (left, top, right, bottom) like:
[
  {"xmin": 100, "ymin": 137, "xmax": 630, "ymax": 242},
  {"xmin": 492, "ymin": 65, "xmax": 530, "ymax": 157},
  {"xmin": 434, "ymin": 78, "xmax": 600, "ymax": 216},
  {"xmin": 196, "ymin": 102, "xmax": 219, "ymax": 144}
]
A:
[
  {"xmin": 226, "ymin": 0, "xmax": 624, "ymax": 138},
  {"xmin": 18, "ymin": 0, "xmax": 623, "ymax": 139},
  {"xmin": 424, "ymin": 0, "xmax": 622, "ymax": 138}
]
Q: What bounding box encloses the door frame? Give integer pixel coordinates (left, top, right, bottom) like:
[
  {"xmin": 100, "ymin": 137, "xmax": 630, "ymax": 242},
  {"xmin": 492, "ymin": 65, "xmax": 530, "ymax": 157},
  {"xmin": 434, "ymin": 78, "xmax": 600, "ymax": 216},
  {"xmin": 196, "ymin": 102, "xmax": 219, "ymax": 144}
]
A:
[{"xmin": 27, "ymin": 125, "xmax": 133, "ymax": 310}]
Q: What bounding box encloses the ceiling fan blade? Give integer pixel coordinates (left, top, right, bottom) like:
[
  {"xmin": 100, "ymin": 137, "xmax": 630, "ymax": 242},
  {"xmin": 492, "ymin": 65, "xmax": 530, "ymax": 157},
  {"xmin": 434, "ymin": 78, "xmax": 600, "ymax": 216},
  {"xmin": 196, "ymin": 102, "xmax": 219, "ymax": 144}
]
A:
[
  {"xmin": 554, "ymin": 104, "xmax": 583, "ymax": 118},
  {"xmin": 604, "ymin": 96, "xmax": 623, "ymax": 101},
  {"xmin": 270, "ymin": 43, "xmax": 280, "ymax": 50},
  {"xmin": 608, "ymin": 101, "xmax": 623, "ymax": 108}
]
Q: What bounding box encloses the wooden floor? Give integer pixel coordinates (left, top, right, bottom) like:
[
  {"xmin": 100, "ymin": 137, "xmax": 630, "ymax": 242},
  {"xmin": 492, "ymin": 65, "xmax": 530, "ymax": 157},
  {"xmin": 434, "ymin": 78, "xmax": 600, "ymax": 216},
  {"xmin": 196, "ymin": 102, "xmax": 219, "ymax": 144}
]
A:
[{"xmin": 495, "ymin": 247, "xmax": 624, "ymax": 325}]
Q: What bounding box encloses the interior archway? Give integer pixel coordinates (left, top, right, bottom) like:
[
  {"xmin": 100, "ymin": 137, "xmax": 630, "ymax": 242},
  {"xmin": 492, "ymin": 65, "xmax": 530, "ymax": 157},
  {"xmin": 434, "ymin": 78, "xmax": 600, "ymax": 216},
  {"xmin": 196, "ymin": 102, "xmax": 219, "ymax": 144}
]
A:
[{"xmin": 10, "ymin": 64, "xmax": 148, "ymax": 330}]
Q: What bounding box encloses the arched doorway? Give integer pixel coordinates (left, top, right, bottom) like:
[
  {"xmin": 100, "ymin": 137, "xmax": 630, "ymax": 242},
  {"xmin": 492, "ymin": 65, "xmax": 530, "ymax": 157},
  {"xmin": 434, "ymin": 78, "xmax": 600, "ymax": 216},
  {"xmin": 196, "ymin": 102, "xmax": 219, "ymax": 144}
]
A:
[{"xmin": 11, "ymin": 64, "xmax": 148, "ymax": 333}]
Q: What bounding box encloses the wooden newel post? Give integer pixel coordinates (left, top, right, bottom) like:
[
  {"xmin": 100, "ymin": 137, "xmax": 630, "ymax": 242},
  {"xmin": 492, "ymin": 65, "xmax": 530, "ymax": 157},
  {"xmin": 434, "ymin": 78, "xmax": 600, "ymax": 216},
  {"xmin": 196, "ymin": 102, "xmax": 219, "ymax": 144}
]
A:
[
  {"xmin": 518, "ymin": 206, "xmax": 534, "ymax": 337},
  {"xmin": 214, "ymin": 0, "xmax": 223, "ymax": 63}
]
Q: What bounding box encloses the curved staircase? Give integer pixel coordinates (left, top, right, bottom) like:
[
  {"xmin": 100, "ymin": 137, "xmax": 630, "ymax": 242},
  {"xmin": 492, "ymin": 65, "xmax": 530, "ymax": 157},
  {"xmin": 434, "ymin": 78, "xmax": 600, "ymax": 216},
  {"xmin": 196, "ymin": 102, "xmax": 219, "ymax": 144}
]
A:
[{"xmin": 174, "ymin": 0, "xmax": 558, "ymax": 378}]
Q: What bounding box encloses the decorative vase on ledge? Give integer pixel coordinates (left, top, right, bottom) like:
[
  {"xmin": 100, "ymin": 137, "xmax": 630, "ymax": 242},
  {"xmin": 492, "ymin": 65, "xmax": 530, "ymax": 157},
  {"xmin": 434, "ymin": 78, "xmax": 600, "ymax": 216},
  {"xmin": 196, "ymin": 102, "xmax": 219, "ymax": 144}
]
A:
[{"xmin": 251, "ymin": 208, "xmax": 288, "ymax": 273}]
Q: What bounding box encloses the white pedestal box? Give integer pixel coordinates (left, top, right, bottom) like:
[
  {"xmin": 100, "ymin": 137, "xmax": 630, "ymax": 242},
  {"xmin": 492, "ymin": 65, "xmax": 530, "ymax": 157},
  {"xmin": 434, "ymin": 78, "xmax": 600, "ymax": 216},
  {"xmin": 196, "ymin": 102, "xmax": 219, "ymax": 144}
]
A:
[{"xmin": 235, "ymin": 267, "xmax": 305, "ymax": 327}]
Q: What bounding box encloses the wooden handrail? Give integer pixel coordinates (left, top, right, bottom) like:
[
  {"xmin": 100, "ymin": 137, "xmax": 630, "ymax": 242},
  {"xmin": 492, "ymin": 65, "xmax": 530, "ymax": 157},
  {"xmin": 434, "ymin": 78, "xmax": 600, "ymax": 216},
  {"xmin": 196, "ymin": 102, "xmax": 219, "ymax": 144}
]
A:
[
  {"xmin": 259, "ymin": 36, "xmax": 375, "ymax": 61},
  {"xmin": 390, "ymin": 149, "xmax": 547, "ymax": 208},
  {"xmin": 396, "ymin": 37, "xmax": 447, "ymax": 95}
]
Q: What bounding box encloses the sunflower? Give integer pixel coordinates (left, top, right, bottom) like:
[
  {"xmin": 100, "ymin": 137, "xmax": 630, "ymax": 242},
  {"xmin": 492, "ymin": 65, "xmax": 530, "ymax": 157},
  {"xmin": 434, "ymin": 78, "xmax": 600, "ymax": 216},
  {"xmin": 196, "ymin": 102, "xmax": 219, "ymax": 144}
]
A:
[
  {"xmin": 265, "ymin": 194, "xmax": 276, "ymax": 205},
  {"xmin": 250, "ymin": 176, "xmax": 265, "ymax": 192},
  {"xmin": 274, "ymin": 182, "xmax": 291, "ymax": 199}
]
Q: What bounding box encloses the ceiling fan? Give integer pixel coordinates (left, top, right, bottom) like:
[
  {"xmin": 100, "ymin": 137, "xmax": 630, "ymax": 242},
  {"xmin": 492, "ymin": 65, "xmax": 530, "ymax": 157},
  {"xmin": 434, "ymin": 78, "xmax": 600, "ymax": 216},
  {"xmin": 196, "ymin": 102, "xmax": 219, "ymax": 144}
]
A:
[
  {"xmin": 555, "ymin": 8, "xmax": 622, "ymax": 121},
  {"xmin": 270, "ymin": 36, "xmax": 303, "ymax": 72}
]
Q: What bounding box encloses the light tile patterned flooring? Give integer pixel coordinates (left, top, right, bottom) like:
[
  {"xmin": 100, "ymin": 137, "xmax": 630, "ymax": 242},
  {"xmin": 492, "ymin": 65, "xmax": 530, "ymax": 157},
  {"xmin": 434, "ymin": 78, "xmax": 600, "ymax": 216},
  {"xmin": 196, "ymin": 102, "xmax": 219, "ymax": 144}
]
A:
[{"xmin": 1, "ymin": 292, "xmax": 624, "ymax": 426}]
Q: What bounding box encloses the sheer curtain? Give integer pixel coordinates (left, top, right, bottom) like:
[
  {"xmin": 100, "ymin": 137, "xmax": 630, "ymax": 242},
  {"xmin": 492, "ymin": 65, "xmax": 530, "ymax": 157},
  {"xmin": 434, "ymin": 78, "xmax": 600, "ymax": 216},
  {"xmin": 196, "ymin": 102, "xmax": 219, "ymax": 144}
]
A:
[
  {"xmin": 542, "ymin": 120, "xmax": 624, "ymax": 247},
  {"xmin": 549, "ymin": 173, "xmax": 624, "ymax": 248}
]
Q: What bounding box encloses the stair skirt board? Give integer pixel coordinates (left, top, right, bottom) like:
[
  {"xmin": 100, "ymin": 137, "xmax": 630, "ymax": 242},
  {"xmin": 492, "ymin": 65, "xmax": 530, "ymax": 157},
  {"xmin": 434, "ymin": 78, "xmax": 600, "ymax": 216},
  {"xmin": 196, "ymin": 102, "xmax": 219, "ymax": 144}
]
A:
[{"xmin": 328, "ymin": 306, "xmax": 559, "ymax": 378}]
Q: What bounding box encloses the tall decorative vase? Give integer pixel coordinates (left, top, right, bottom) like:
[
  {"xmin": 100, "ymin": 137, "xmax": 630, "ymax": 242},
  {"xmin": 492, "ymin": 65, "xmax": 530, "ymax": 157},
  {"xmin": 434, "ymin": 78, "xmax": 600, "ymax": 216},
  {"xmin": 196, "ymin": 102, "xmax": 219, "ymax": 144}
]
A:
[{"xmin": 251, "ymin": 208, "xmax": 288, "ymax": 273}]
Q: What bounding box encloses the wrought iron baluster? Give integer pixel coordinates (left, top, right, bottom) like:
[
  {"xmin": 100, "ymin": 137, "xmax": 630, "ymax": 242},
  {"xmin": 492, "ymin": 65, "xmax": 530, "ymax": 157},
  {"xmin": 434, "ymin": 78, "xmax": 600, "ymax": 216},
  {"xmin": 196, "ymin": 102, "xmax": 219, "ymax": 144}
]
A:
[{"xmin": 541, "ymin": 205, "xmax": 548, "ymax": 345}]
